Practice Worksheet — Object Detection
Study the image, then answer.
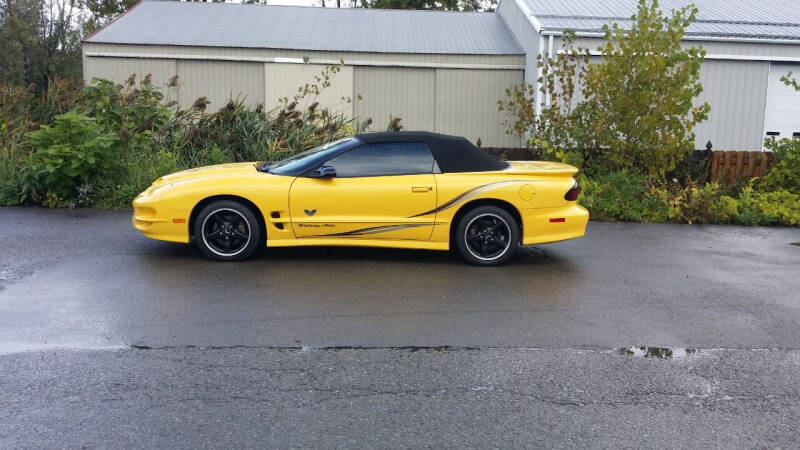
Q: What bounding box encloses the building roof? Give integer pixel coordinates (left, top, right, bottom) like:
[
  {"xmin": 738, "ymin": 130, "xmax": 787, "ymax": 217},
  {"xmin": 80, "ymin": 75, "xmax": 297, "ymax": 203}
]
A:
[
  {"xmin": 85, "ymin": 1, "xmax": 524, "ymax": 55},
  {"xmin": 519, "ymin": 0, "xmax": 800, "ymax": 41}
]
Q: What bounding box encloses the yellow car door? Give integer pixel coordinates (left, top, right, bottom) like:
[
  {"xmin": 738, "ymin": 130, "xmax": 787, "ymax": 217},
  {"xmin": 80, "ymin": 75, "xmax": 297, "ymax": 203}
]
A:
[{"xmin": 289, "ymin": 142, "xmax": 438, "ymax": 240}]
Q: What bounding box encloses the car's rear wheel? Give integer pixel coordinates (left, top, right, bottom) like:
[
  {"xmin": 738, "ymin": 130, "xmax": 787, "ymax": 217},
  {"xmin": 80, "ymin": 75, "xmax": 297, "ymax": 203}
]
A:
[
  {"xmin": 455, "ymin": 206, "xmax": 519, "ymax": 266},
  {"xmin": 194, "ymin": 200, "xmax": 261, "ymax": 262}
]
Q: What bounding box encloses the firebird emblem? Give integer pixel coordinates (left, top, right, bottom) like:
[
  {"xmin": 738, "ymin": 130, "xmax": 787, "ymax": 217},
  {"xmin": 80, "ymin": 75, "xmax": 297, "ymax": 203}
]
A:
[{"xmin": 304, "ymin": 209, "xmax": 317, "ymax": 216}]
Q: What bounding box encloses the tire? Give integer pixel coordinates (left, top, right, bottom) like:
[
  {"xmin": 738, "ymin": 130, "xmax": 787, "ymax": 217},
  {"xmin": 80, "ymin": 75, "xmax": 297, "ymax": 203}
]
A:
[
  {"xmin": 454, "ymin": 206, "xmax": 519, "ymax": 266},
  {"xmin": 194, "ymin": 200, "xmax": 261, "ymax": 262}
]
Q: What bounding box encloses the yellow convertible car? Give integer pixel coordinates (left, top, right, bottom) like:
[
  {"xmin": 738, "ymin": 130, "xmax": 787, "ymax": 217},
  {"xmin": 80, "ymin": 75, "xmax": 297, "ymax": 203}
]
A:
[{"xmin": 133, "ymin": 132, "xmax": 588, "ymax": 265}]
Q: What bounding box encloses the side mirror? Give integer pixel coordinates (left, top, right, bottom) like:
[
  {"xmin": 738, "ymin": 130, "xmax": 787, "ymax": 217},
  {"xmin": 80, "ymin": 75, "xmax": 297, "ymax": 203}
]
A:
[{"xmin": 308, "ymin": 165, "xmax": 336, "ymax": 178}]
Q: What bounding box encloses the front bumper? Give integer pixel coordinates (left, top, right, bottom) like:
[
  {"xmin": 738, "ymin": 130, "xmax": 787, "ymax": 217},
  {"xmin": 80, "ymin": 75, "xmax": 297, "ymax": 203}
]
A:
[{"xmin": 132, "ymin": 194, "xmax": 191, "ymax": 244}]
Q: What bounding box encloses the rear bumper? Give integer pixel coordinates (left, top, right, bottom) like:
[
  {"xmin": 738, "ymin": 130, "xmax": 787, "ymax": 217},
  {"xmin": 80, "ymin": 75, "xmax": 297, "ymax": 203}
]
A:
[
  {"xmin": 521, "ymin": 203, "xmax": 589, "ymax": 246},
  {"xmin": 132, "ymin": 195, "xmax": 191, "ymax": 244}
]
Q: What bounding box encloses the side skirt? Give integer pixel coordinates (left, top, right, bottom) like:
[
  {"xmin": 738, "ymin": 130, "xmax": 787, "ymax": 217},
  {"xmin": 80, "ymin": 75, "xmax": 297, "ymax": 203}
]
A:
[{"xmin": 266, "ymin": 238, "xmax": 450, "ymax": 251}]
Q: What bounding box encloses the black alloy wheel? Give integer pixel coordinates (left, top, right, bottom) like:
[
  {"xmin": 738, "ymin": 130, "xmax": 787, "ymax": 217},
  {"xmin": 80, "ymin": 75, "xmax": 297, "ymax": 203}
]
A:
[
  {"xmin": 194, "ymin": 200, "xmax": 261, "ymax": 261},
  {"xmin": 455, "ymin": 206, "xmax": 519, "ymax": 266}
]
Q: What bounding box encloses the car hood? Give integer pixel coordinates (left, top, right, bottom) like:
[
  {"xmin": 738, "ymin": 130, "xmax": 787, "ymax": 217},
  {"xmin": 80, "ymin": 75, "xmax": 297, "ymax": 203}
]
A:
[{"xmin": 151, "ymin": 162, "xmax": 259, "ymax": 186}]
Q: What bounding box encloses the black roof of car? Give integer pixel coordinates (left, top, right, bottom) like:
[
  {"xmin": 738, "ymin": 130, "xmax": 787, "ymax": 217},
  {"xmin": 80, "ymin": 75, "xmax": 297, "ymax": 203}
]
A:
[{"xmin": 355, "ymin": 131, "xmax": 508, "ymax": 173}]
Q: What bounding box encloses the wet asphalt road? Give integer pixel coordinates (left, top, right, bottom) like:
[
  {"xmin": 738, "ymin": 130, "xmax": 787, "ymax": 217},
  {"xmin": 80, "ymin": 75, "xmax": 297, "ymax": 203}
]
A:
[{"xmin": 1, "ymin": 207, "xmax": 799, "ymax": 447}]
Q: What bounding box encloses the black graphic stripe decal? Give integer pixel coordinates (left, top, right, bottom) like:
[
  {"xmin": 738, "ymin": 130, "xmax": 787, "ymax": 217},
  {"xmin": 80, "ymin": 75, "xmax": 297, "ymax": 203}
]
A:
[
  {"xmin": 307, "ymin": 223, "xmax": 435, "ymax": 238},
  {"xmin": 409, "ymin": 181, "xmax": 530, "ymax": 217}
]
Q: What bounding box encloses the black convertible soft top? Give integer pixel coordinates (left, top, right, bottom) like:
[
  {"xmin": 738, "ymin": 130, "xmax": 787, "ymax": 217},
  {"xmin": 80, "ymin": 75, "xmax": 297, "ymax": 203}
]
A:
[{"xmin": 355, "ymin": 131, "xmax": 509, "ymax": 173}]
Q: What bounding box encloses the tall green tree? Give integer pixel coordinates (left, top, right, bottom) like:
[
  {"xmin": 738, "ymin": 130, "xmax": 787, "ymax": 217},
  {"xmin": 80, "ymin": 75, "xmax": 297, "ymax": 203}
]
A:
[
  {"xmin": 0, "ymin": 0, "xmax": 84, "ymax": 87},
  {"xmin": 588, "ymin": 0, "xmax": 709, "ymax": 177},
  {"xmin": 500, "ymin": 0, "xmax": 709, "ymax": 178},
  {"xmin": 82, "ymin": 0, "xmax": 137, "ymax": 34}
]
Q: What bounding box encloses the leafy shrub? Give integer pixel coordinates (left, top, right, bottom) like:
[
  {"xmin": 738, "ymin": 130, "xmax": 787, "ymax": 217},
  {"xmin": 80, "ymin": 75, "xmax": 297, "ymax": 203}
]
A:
[
  {"xmin": 667, "ymin": 181, "xmax": 739, "ymax": 224},
  {"xmin": 1, "ymin": 65, "xmax": 364, "ymax": 208},
  {"xmin": 667, "ymin": 150, "xmax": 710, "ymax": 185},
  {"xmin": 1, "ymin": 78, "xmax": 85, "ymax": 205},
  {"xmin": 81, "ymin": 75, "xmax": 172, "ymax": 154},
  {"xmin": 95, "ymin": 148, "xmax": 183, "ymax": 209},
  {"xmin": 578, "ymin": 170, "xmax": 669, "ymax": 222},
  {"xmin": 751, "ymin": 191, "xmax": 800, "ymax": 226},
  {"xmin": 21, "ymin": 111, "xmax": 118, "ymax": 205},
  {"xmin": 761, "ymin": 138, "xmax": 800, "ymax": 193},
  {"xmin": 735, "ymin": 184, "xmax": 800, "ymax": 226},
  {"xmin": 579, "ymin": 172, "xmax": 799, "ymax": 227}
]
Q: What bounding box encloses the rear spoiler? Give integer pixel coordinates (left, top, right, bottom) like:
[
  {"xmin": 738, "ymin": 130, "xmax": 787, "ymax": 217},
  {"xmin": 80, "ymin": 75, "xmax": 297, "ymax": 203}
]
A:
[{"xmin": 504, "ymin": 161, "xmax": 579, "ymax": 177}]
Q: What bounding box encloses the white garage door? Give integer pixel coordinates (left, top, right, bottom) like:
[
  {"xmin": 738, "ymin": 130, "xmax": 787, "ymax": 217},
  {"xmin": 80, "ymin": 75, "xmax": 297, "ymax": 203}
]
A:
[{"xmin": 764, "ymin": 63, "xmax": 800, "ymax": 144}]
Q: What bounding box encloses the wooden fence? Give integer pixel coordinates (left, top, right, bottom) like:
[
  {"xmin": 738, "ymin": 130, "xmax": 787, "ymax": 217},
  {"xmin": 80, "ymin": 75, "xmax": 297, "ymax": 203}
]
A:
[
  {"xmin": 483, "ymin": 147, "xmax": 776, "ymax": 184},
  {"xmin": 710, "ymin": 151, "xmax": 776, "ymax": 185}
]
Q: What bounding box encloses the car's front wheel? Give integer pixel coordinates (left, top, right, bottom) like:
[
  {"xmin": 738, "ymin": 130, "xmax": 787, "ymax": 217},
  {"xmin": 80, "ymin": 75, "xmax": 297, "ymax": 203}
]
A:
[
  {"xmin": 455, "ymin": 206, "xmax": 519, "ymax": 266},
  {"xmin": 194, "ymin": 200, "xmax": 261, "ymax": 261}
]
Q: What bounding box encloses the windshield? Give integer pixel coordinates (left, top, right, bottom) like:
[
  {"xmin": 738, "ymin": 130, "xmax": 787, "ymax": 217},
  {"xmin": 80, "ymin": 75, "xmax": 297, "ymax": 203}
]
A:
[{"xmin": 261, "ymin": 137, "xmax": 360, "ymax": 176}]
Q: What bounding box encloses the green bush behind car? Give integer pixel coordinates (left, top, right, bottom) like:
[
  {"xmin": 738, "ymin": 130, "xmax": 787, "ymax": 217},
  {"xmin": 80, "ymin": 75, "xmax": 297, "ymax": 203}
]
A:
[{"xmin": 1, "ymin": 75, "xmax": 798, "ymax": 227}]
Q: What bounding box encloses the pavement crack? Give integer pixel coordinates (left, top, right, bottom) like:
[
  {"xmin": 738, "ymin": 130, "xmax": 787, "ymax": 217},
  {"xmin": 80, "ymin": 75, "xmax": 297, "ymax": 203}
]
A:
[
  {"xmin": 127, "ymin": 344, "xmax": 481, "ymax": 352},
  {"xmin": 123, "ymin": 345, "xmax": 800, "ymax": 353}
]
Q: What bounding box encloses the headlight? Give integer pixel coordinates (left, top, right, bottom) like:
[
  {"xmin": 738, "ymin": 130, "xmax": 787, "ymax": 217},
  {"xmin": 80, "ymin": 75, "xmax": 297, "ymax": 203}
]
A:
[
  {"xmin": 149, "ymin": 183, "xmax": 173, "ymax": 196},
  {"xmin": 140, "ymin": 182, "xmax": 172, "ymax": 197}
]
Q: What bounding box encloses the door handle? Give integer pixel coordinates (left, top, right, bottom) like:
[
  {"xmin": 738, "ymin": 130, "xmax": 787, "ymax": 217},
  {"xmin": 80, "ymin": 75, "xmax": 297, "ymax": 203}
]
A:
[{"xmin": 412, "ymin": 186, "xmax": 433, "ymax": 193}]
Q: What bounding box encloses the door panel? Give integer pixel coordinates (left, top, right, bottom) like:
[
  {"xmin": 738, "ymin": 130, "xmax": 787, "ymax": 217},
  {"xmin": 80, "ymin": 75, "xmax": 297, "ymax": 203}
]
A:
[
  {"xmin": 764, "ymin": 62, "xmax": 800, "ymax": 143},
  {"xmin": 289, "ymin": 175, "xmax": 437, "ymax": 240}
]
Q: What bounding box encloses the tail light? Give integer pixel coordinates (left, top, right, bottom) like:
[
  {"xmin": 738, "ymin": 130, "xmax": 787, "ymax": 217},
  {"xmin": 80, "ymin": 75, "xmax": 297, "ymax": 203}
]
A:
[{"xmin": 564, "ymin": 181, "xmax": 580, "ymax": 201}]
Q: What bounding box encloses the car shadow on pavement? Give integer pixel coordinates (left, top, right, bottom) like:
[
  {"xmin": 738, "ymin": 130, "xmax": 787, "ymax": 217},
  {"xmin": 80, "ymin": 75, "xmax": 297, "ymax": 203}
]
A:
[
  {"xmin": 140, "ymin": 238, "xmax": 573, "ymax": 271},
  {"xmin": 254, "ymin": 242, "xmax": 567, "ymax": 267},
  {"xmin": 256, "ymin": 245, "xmax": 456, "ymax": 265}
]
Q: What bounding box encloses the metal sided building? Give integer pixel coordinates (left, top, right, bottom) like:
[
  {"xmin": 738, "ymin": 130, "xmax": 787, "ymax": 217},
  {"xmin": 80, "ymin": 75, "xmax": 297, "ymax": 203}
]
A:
[
  {"xmin": 497, "ymin": 0, "xmax": 800, "ymax": 150},
  {"xmin": 82, "ymin": 1, "xmax": 525, "ymax": 147}
]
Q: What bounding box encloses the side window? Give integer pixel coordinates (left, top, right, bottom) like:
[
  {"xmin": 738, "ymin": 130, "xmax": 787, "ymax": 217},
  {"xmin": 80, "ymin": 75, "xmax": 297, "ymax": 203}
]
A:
[{"xmin": 325, "ymin": 142, "xmax": 435, "ymax": 177}]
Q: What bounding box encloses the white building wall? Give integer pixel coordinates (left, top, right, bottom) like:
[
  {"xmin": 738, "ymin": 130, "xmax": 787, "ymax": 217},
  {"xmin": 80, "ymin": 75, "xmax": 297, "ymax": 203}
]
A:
[
  {"xmin": 264, "ymin": 63, "xmax": 354, "ymax": 117},
  {"xmin": 556, "ymin": 35, "xmax": 778, "ymax": 150},
  {"xmin": 435, "ymin": 69, "xmax": 523, "ymax": 147},
  {"xmin": 82, "ymin": 43, "xmax": 525, "ymax": 146},
  {"xmin": 763, "ymin": 62, "xmax": 800, "ymax": 142},
  {"xmin": 497, "ymin": 0, "xmax": 540, "ymax": 86},
  {"xmin": 83, "ymin": 56, "xmax": 178, "ymax": 102},
  {"xmin": 353, "ymin": 67, "xmax": 436, "ymax": 132},
  {"xmin": 694, "ymin": 60, "xmax": 770, "ymax": 150},
  {"xmin": 83, "ymin": 56, "xmax": 177, "ymax": 87},
  {"xmin": 176, "ymin": 60, "xmax": 265, "ymax": 108},
  {"xmin": 496, "ymin": 0, "xmax": 800, "ymax": 151}
]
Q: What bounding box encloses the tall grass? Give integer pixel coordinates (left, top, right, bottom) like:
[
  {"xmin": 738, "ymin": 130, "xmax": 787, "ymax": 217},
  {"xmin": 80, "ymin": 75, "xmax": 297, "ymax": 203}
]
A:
[{"xmin": 1, "ymin": 79, "xmax": 85, "ymax": 203}]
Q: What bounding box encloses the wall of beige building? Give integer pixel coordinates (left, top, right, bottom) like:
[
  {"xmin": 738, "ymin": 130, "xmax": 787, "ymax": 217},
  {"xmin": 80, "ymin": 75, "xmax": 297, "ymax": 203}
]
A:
[{"xmin": 82, "ymin": 43, "xmax": 524, "ymax": 146}]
